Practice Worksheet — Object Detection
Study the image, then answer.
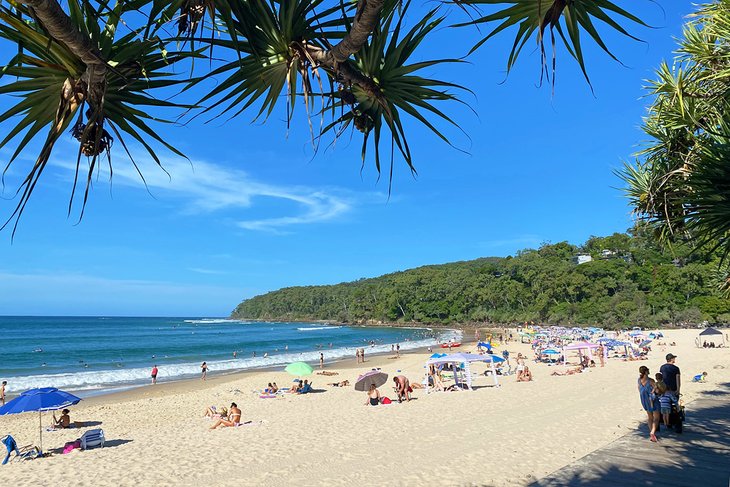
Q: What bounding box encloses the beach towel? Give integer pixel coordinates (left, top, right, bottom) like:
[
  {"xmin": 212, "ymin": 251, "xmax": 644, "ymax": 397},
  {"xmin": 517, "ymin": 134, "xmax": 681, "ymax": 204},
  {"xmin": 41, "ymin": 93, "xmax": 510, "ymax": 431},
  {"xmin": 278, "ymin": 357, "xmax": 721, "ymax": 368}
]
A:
[{"xmin": 381, "ymin": 397, "xmax": 392, "ymax": 404}]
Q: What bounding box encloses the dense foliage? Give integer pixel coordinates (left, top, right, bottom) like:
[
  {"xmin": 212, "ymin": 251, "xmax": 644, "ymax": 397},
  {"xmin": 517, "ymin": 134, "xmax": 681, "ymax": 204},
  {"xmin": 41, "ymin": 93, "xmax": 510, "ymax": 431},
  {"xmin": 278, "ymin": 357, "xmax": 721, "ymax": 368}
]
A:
[
  {"xmin": 232, "ymin": 227, "xmax": 730, "ymax": 328},
  {"xmin": 621, "ymin": 1, "xmax": 730, "ymax": 263}
]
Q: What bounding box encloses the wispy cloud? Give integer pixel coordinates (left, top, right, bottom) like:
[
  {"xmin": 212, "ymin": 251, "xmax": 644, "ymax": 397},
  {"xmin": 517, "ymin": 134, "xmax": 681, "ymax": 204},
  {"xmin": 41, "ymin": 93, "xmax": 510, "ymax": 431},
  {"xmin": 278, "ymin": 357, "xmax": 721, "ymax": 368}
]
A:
[
  {"xmin": 187, "ymin": 267, "xmax": 229, "ymax": 275},
  {"xmin": 50, "ymin": 149, "xmax": 358, "ymax": 232}
]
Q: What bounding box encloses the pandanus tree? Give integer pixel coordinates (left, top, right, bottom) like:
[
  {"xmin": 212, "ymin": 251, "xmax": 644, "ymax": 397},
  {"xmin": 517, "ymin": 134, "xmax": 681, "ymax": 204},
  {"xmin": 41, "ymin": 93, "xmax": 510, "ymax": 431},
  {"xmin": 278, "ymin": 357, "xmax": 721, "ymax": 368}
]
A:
[
  {"xmin": 0, "ymin": 0, "xmax": 649, "ymax": 234},
  {"xmin": 619, "ymin": 1, "xmax": 730, "ymax": 291}
]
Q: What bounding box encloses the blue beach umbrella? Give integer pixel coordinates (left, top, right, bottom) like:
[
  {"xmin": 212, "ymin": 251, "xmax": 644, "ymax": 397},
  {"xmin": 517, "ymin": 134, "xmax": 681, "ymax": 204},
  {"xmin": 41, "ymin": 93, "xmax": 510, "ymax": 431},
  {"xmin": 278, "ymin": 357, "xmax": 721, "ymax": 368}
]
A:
[
  {"xmin": 0, "ymin": 387, "xmax": 82, "ymax": 454},
  {"xmin": 542, "ymin": 349, "xmax": 560, "ymax": 355}
]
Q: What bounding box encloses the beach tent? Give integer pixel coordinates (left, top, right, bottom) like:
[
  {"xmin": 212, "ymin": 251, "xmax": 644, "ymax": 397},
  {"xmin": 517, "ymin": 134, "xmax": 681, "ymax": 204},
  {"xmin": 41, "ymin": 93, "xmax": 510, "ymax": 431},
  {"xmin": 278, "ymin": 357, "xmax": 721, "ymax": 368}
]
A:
[
  {"xmin": 697, "ymin": 327, "xmax": 725, "ymax": 347},
  {"xmin": 562, "ymin": 341, "xmax": 599, "ymax": 364},
  {"xmin": 427, "ymin": 353, "xmax": 505, "ymax": 388}
]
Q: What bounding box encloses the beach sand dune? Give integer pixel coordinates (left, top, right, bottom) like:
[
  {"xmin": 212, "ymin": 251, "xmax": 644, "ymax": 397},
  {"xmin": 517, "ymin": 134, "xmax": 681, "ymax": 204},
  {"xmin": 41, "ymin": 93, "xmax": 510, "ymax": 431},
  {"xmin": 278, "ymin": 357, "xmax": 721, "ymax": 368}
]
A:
[{"xmin": 2, "ymin": 329, "xmax": 728, "ymax": 486}]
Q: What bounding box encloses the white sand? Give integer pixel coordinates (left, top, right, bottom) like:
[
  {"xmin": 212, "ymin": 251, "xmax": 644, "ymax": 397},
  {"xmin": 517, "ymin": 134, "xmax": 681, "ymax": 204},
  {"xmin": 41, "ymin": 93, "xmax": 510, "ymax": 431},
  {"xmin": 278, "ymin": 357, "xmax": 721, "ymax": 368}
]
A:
[{"xmin": 2, "ymin": 328, "xmax": 728, "ymax": 486}]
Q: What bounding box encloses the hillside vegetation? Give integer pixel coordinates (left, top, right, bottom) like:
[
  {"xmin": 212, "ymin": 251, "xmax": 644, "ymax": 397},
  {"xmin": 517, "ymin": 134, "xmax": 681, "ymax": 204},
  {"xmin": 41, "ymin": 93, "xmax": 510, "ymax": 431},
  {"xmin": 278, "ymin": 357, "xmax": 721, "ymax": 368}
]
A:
[{"xmin": 231, "ymin": 227, "xmax": 730, "ymax": 328}]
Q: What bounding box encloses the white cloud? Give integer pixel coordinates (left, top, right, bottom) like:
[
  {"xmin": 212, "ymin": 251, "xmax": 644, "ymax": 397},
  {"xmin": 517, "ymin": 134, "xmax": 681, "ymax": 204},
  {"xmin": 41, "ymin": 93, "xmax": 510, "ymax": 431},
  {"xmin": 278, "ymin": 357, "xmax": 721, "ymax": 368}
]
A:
[
  {"xmin": 50, "ymin": 149, "xmax": 356, "ymax": 232},
  {"xmin": 187, "ymin": 267, "xmax": 228, "ymax": 275}
]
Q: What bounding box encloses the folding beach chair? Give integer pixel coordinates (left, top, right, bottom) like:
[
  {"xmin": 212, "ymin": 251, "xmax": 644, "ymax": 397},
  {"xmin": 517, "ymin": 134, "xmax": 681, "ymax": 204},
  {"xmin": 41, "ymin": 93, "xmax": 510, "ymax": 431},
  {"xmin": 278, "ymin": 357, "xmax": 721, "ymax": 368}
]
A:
[
  {"xmin": 2, "ymin": 435, "xmax": 41, "ymax": 464},
  {"xmin": 79, "ymin": 429, "xmax": 105, "ymax": 450}
]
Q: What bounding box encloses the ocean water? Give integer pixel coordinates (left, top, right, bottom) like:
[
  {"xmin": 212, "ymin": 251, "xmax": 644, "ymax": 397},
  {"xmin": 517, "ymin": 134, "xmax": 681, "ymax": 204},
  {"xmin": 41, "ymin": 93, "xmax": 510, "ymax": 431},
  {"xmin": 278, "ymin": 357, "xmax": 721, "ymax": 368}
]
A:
[{"xmin": 0, "ymin": 317, "xmax": 460, "ymax": 394}]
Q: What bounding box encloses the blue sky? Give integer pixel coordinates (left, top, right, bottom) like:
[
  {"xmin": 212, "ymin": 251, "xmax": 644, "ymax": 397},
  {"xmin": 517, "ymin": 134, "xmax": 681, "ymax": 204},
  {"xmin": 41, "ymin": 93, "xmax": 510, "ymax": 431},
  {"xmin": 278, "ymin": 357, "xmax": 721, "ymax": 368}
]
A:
[{"xmin": 0, "ymin": 2, "xmax": 696, "ymax": 316}]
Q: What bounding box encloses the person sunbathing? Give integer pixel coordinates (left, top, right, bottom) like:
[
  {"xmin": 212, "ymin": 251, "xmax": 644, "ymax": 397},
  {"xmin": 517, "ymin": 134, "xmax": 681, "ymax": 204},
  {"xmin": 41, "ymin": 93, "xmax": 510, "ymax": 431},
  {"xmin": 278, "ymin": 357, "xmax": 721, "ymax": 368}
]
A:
[
  {"xmin": 203, "ymin": 406, "xmax": 227, "ymax": 419},
  {"xmin": 210, "ymin": 403, "xmax": 241, "ymax": 429},
  {"xmin": 551, "ymin": 366, "xmax": 582, "ymax": 376},
  {"xmin": 365, "ymin": 384, "xmax": 381, "ymax": 406},
  {"xmin": 316, "ymin": 371, "xmax": 339, "ymax": 376},
  {"xmin": 328, "ymin": 380, "xmax": 350, "ymax": 387},
  {"xmin": 52, "ymin": 409, "xmax": 72, "ymax": 429},
  {"xmin": 517, "ymin": 367, "xmax": 533, "ymax": 382},
  {"xmin": 297, "ymin": 380, "xmax": 313, "ymax": 394},
  {"xmin": 290, "ymin": 381, "xmax": 301, "ymax": 393}
]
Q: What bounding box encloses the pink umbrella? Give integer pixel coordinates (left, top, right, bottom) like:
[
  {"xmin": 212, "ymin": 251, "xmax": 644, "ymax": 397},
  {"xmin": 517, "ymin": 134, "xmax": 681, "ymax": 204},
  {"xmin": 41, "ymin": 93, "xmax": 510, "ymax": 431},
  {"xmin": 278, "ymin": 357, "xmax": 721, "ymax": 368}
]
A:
[{"xmin": 354, "ymin": 370, "xmax": 388, "ymax": 392}]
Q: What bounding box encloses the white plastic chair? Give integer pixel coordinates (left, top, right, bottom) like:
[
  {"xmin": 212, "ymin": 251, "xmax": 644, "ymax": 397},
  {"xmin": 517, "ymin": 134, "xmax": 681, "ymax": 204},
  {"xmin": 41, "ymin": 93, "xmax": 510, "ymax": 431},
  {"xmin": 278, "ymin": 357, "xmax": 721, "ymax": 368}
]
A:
[{"xmin": 79, "ymin": 429, "xmax": 105, "ymax": 450}]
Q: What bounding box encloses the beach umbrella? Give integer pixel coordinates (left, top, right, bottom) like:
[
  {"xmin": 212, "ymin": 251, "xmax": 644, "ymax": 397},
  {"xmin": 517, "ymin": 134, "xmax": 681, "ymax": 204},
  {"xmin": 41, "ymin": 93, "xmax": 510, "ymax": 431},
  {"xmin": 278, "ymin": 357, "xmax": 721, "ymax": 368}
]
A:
[
  {"xmin": 354, "ymin": 370, "xmax": 389, "ymax": 392},
  {"xmin": 542, "ymin": 349, "xmax": 560, "ymax": 355},
  {"xmin": 639, "ymin": 340, "xmax": 652, "ymax": 348},
  {"xmin": 429, "ymin": 353, "xmax": 447, "ymax": 359},
  {"xmin": 285, "ymin": 362, "xmax": 313, "ymax": 377},
  {"xmin": 0, "ymin": 387, "xmax": 81, "ymax": 454}
]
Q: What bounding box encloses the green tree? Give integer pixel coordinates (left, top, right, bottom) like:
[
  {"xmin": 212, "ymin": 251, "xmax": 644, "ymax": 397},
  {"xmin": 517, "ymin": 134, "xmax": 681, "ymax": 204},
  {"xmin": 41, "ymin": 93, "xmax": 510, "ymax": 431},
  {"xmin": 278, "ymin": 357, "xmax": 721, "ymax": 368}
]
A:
[
  {"xmin": 620, "ymin": 1, "xmax": 730, "ymax": 265},
  {"xmin": 0, "ymin": 0, "xmax": 650, "ymax": 233}
]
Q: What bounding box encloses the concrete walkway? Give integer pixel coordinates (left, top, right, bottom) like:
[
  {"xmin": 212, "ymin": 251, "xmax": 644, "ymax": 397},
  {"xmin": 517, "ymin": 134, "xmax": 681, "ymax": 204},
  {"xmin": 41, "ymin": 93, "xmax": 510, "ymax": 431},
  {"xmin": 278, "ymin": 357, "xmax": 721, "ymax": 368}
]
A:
[{"xmin": 532, "ymin": 382, "xmax": 730, "ymax": 487}]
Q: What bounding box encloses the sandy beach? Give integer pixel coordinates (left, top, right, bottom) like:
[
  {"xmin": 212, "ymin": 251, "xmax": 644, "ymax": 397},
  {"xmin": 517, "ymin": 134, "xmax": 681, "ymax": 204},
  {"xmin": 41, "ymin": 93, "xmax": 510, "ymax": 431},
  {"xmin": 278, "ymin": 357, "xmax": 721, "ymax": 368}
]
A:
[{"xmin": 2, "ymin": 328, "xmax": 728, "ymax": 486}]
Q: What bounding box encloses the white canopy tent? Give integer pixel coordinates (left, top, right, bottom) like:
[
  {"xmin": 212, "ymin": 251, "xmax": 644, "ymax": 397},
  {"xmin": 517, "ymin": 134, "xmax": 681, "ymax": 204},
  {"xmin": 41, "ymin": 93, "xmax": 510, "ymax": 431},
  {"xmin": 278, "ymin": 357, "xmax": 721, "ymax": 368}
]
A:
[{"xmin": 426, "ymin": 353, "xmax": 505, "ymax": 390}]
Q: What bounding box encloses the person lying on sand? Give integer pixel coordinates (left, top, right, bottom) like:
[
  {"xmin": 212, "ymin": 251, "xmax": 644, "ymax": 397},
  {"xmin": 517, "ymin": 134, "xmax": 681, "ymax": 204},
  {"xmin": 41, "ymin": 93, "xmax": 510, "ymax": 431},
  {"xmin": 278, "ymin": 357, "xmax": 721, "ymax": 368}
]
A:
[
  {"xmin": 551, "ymin": 366, "xmax": 583, "ymax": 376},
  {"xmin": 328, "ymin": 380, "xmax": 350, "ymax": 387},
  {"xmin": 203, "ymin": 406, "xmax": 228, "ymax": 419},
  {"xmin": 210, "ymin": 403, "xmax": 241, "ymax": 429},
  {"xmin": 316, "ymin": 371, "xmax": 339, "ymax": 376}
]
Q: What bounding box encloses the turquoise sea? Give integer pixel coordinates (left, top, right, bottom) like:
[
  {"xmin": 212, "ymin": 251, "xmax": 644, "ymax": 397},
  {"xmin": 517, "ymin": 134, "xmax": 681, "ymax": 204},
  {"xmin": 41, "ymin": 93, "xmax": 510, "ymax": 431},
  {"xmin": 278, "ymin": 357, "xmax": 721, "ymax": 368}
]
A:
[{"xmin": 0, "ymin": 316, "xmax": 459, "ymax": 394}]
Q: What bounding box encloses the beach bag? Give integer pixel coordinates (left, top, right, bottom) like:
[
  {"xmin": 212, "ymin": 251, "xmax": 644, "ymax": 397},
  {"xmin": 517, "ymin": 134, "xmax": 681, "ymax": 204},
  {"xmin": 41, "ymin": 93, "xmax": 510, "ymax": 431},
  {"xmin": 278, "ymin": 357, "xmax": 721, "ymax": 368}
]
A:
[{"xmin": 381, "ymin": 397, "xmax": 392, "ymax": 404}]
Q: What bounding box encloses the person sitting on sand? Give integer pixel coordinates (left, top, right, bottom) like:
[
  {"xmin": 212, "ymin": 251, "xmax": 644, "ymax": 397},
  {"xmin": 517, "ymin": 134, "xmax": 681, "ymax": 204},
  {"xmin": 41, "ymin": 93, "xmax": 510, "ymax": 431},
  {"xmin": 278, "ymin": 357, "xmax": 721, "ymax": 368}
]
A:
[
  {"xmin": 204, "ymin": 406, "xmax": 227, "ymax": 419},
  {"xmin": 298, "ymin": 380, "xmax": 312, "ymax": 394},
  {"xmin": 290, "ymin": 381, "xmax": 301, "ymax": 393},
  {"xmin": 329, "ymin": 380, "xmax": 350, "ymax": 387},
  {"xmin": 265, "ymin": 382, "xmax": 274, "ymax": 393},
  {"xmin": 516, "ymin": 366, "xmax": 532, "ymax": 382},
  {"xmin": 210, "ymin": 403, "xmax": 241, "ymax": 429},
  {"xmin": 52, "ymin": 409, "xmax": 72, "ymax": 429},
  {"xmin": 365, "ymin": 384, "xmax": 381, "ymax": 406},
  {"xmin": 393, "ymin": 376, "xmax": 411, "ymax": 402}
]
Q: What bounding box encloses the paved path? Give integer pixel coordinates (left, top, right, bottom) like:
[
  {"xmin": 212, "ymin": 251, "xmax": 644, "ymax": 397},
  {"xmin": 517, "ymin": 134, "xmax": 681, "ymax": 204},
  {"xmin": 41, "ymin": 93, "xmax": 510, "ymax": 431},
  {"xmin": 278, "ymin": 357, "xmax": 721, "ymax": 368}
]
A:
[{"xmin": 532, "ymin": 382, "xmax": 730, "ymax": 487}]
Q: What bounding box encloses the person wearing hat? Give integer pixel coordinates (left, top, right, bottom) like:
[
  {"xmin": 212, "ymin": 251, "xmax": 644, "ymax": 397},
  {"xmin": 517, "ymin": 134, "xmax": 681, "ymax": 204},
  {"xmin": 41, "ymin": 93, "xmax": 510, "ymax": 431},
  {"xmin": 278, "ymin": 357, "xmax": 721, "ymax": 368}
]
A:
[{"xmin": 659, "ymin": 353, "xmax": 681, "ymax": 397}]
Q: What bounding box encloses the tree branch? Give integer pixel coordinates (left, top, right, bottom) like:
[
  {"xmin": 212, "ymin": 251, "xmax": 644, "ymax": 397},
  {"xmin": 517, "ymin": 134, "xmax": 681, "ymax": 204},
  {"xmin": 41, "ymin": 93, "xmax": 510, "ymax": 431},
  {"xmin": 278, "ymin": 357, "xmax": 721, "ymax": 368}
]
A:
[
  {"xmin": 20, "ymin": 0, "xmax": 106, "ymax": 101},
  {"xmin": 328, "ymin": 0, "xmax": 385, "ymax": 63},
  {"xmin": 307, "ymin": 45, "xmax": 381, "ymax": 98}
]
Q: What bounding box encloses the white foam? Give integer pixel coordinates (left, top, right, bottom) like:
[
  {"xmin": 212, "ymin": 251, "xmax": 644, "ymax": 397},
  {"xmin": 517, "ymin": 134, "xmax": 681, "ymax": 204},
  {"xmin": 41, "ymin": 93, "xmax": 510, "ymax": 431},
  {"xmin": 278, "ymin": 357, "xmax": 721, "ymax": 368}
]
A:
[
  {"xmin": 4, "ymin": 330, "xmax": 461, "ymax": 394},
  {"xmin": 297, "ymin": 326, "xmax": 342, "ymax": 331},
  {"xmin": 183, "ymin": 319, "xmax": 246, "ymax": 324}
]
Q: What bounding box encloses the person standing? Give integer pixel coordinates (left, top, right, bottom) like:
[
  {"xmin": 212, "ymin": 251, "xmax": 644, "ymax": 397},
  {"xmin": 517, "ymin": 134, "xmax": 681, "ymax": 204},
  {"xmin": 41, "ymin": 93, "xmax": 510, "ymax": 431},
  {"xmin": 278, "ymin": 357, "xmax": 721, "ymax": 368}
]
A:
[
  {"xmin": 597, "ymin": 345, "xmax": 605, "ymax": 367},
  {"xmin": 396, "ymin": 343, "xmax": 400, "ymax": 358},
  {"xmin": 319, "ymin": 352, "xmax": 324, "ymax": 369},
  {"xmin": 1, "ymin": 381, "xmax": 6, "ymax": 405},
  {"xmin": 659, "ymin": 353, "xmax": 681, "ymax": 397},
  {"xmin": 201, "ymin": 361, "xmax": 208, "ymax": 380},
  {"xmin": 638, "ymin": 366, "xmax": 659, "ymax": 442},
  {"xmin": 151, "ymin": 365, "xmax": 158, "ymax": 385}
]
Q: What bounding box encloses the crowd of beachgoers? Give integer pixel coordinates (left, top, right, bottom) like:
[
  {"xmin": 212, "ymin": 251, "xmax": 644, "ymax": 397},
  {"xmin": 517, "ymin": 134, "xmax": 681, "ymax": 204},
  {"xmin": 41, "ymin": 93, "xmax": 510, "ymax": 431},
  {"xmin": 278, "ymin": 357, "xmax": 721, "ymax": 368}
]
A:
[{"xmin": 1, "ymin": 326, "xmax": 727, "ymax": 485}]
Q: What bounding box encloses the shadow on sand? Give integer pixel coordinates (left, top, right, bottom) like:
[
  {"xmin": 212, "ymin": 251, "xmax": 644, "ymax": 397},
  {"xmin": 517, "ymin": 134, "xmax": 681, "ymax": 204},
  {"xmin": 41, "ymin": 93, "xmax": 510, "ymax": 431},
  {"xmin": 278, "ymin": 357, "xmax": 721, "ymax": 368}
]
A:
[{"xmin": 529, "ymin": 383, "xmax": 730, "ymax": 487}]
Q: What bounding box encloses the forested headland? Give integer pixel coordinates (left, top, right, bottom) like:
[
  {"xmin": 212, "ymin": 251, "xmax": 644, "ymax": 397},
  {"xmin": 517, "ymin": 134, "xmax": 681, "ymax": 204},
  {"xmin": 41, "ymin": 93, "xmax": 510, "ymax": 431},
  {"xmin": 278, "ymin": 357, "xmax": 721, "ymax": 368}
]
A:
[{"xmin": 231, "ymin": 227, "xmax": 730, "ymax": 329}]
